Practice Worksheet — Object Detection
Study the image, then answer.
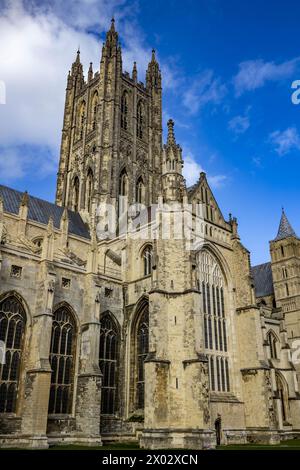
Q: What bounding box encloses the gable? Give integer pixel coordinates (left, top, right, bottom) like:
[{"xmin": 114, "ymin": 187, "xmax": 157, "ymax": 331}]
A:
[{"xmin": 187, "ymin": 172, "xmax": 228, "ymax": 229}]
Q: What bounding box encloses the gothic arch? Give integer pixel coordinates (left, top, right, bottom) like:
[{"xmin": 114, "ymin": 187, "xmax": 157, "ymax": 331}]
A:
[
  {"xmin": 267, "ymin": 329, "xmax": 280, "ymax": 360},
  {"xmin": 119, "ymin": 168, "xmax": 128, "ymax": 216},
  {"xmin": 197, "ymin": 242, "xmax": 232, "ymax": 287},
  {"xmin": 85, "ymin": 167, "xmax": 94, "ymax": 212},
  {"xmin": 128, "ymin": 296, "xmax": 149, "ymax": 412},
  {"xmin": 78, "ymin": 100, "xmax": 86, "ymax": 139},
  {"xmin": 72, "ymin": 175, "xmax": 80, "ymax": 212},
  {"xmin": 0, "ymin": 291, "xmax": 32, "ymax": 326},
  {"xmin": 139, "ymin": 244, "xmax": 153, "ymax": 277},
  {"xmin": 52, "ymin": 301, "xmax": 80, "ymax": 331},
  {"xmin": 48, "ymin": 302, "xmax": 78, "ymax": 415},
  {"xmin": 197, "ymin": 249, "xmax": 231, "ymax": 393},
  {"xmin": 275, "ymin": 372, "xmax": 290, "ymax": 424},
  {"xmin": 91, "ymin": 91, "xmax": 98, "ymax": 131},
  {"xmin": 121, "ymin": 90, "xmax": 129, "ymax": 130},
  {"xmin": 136, "ymin": 175, "xmax": 145, "ymax": 205},
  {"xmin": 99, "ymin": 311, "xmax": 120, "ymax": 415},
  {"xmin": 0, "ymin": 293, "xmax": 28, "ymax": 413},
  {"xmin": 136, "ymin": 100, "xmax": 144, "ymax": 139}
]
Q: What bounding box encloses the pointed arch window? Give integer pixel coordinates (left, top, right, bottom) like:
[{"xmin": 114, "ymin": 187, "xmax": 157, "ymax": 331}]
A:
[
  {"xmin": 73, "ymin": 176, "xmax": 80, "ymax": 212},
  {"xmin": 121, "ymin": 91, "xmax": 128, "ymax": 130},
  {"xmin": 91, "ymin": 92, "xmax": 98, "ymax": 131},
  {"xmin": 142, "ymin": 245, "xmax": 153, "ymax": 276},
  {"xmin": 199, "ymin": 251, "xmax": 230, "ymax": 392},
  {"xmin": 86, "ymin": 169, "xmax": 93, "ymax": 213},
  {"xmin": 276, "ymin": 373, "xmax": 289, "ymax": 423},
  {"xmin": 136, "ymin": 177, "xmax": 144, "ymax": 205},
  {"xmin": 48, "ymin": 306, "xmax": 76, "ymax": 415},
  {"xmin": 267, "ymin": 331, "xmax": 278, "ymax": 359},
  {"xmin": 0, "ymin": 295, "xmax": 26, "ymax": 413},
  {"xmin": 136, "ymin": 307, "xmax": 149, "ymax": 409},
  {"xmin": 137, "ymin": 101, "xmax": 144, "ymax": 139},
  {"xmin": 99, "ymin": 314, "xmax": 119, "ymax": 415},
  {"xmin": 78, "ymin": 101, "xmax": 86, "ymax": 140},
  {"xmin": 119, "ymin": 169, "xmax": 128, "ymax": 215}
]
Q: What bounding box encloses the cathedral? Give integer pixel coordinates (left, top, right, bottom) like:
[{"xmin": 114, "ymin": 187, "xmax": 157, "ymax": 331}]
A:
[{"xmin": 0, "ymin": 19, "xmax": 300, "ymax": 449}]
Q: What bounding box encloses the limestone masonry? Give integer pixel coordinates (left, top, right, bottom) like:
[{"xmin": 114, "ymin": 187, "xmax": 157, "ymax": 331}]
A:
[{"xmin": 0, "ymin": 19, "xmax": 300, "ymax": 449}]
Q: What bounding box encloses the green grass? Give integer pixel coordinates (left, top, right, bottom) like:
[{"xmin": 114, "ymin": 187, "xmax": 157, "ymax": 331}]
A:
[
  {"xmin": 48, "ymin": 443, "xmax": 140, "ymax": 450},
  {"xmin": 2, "ymin": 439, "xmax": 300, "ymax": 451},
  {"xmin": 218, "ymin": 439, "xmax": 300, "ymax": 450}
]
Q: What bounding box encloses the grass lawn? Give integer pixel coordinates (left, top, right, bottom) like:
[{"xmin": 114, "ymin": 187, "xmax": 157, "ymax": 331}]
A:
[
  {"xmin": 219, "ymin": 439, "xmax": 300, "ymax": 450},
  {"xmin": 2, "ymin": 439, "xmax": 300, "ymax": 450}
]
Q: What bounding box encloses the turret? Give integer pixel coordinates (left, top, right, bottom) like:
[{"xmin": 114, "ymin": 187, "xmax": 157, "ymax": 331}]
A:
[
  {"xmin": 132, "ymin": 61, "xmax": 137, "ymax": 82},
  {"xmin": 270, "ymin": 209, "xmax": 300, "ymax": 340},
  {"xmin": 71, "ymin": 49, "xmax": 84, "ymax": 90},
  {"xmin": 161, "ymin": 119, "xmax": 186, "ymax": 202},
  {"xmin": 146, "ymin": 49, "xmax": 161, "ymax": 89},
  {"xmin": 101, "ymin": 18, "xmax": 120, "ymax": 61}
]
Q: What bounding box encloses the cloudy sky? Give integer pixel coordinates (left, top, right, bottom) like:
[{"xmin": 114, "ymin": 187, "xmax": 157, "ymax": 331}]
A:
[{"xmin": 0, "ymin": 0, "xmax": 300, "ymax": 265}]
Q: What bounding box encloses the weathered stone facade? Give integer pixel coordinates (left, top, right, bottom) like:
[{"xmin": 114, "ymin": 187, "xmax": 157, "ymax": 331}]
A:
[{"xmin": 0, "ymin": 20, "xmax": 300, "ymax": 449}]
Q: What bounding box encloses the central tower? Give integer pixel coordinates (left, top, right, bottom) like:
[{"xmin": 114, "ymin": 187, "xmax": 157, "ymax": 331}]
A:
[{"xmin": 56, "ymin": 19, "xmax": 163, "ymax": 225}]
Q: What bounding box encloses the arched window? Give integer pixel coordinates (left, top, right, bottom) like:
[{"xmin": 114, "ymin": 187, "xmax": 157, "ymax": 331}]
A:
[
  {"xmin": 73, "ymin": 176, "xmax": 80, "ymax": 212},
  {"xmin": 142, "ymin": 245, "xmax": 152, "ymax": 276},
  {"xmin": 267, "ymin": 331, "xmax": 278, "ymax": 359},
  {"xmin": 99, "ymin": 314, "xmax": 119, "ymax": 415},
  {"xmin": 137, "ymin": 101, "xmax": 144, "ymax": 139},
  {"xmin": 136, "ymin": 177, "xmax": 144, "ymax": 204},
  {"xmin": 48, "ymin": 306, "xmax": 76, "ymax": 415},
  {"xmin": 285, "ymin": 283, "xmax": 289, "ymax": 297},
  {"xmin": 121, "ymin": 91, "xmax": 128, "ymax": 130},
  {"xmin": 119, "ymin": 169, "xmax": 128, "ymax": 215},
  {"xmin": 198, "ymin": 250, "xmax": 230, "ymax": 392},
  {"xmin": 86, "ymin": 169, "xmax": 93, "ymax": 212},
  {"xmin": 0, "ymin": 295, "xmax": 26, "ymax": 413},
  {"xmin": 136, "ymin": 307, "xmax": 149, "ymax": 409},
  {"xmin": 276, "ymin": 373, "xmax": 289, "ymax": 424},
  {"xmin": 91, "ymin": 92, "xmax": 98, "ymax": 131},
  {"xmin": 78, "ymin": 101, "xmax": 86, "ymax": 140}
]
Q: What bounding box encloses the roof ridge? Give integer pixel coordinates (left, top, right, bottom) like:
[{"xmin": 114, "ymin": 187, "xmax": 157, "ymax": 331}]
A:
[{"xmin": 0, "ymin": 184, "xmax": 90, "ymax": 239}]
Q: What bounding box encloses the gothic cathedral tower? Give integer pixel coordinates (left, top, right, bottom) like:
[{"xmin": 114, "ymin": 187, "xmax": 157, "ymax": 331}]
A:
[
  {"xmin": 55, "ymin": 19, "xmax": 163, "ymax": 225},
  {"xmin": 270, "ymin": 210, "xmax": 300, "ymax": 341}
]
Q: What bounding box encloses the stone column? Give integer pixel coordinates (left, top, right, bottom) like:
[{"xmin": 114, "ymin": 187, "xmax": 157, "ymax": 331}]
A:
[
  {"xmin": 73, "ymin": 263, "xmax": 102, "ymax": 445},
  {"xmin": 20, "ymin": 267, "xmax": 56, "ymax": 448}
]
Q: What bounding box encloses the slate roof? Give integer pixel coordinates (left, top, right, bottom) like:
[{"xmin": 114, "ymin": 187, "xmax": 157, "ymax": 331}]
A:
[
  {"xmin": 274, "ymin": 209, "xmax": 297, "ymax": 241},
  {"xmin": 251, "ymin": 262, "xmax": 274, "ymax": 298},
  {"xmin": 0, "ymin": 184, "xmax": 90, "ymax": 239},
  {"xmin": 187, "ymin": 184, "xmax": 198, "ymax": 194}
]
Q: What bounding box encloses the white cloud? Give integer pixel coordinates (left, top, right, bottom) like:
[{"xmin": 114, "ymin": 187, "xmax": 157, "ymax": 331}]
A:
[
  {"xmin": 269, "ymin": 127, "xmax": 300, "ymax": 156},
  {"xmin": 183, "ymin": 155, "xmax": 203, "ymax": 186},
  {"xmin": 207, "ymin": 174, "xmax": 227, "ymax": 189},
  {"xmin": 183, "ymin": 150, "xmax": 227, "ymax": 189},
  {"xmin": 252, "ymin": 156, "xmax": 263, "ymax": 168},
  {"xmin": 233, "ymin": 58, "xmax": 299, "ymax": 96},
  {"xmin": 0, "ymin": 0, "xmax": 178, "ymax": 181},
  {"xmin": 0, "ymin": 144, "xmax": 57, "ymax": 183},
  {"xmin": 183, "ymin": 70, "xmax": 227, "ymax": 115},
  {"xmin": 228, "ymin": 114, "xmax": 250, "ymax": 135}
]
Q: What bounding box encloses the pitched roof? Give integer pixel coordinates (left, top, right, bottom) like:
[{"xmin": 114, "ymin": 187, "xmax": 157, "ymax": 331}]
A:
[
  {"xmin": 0, "ymin": 184, "xmax": 90, "ymax": 240},
  {"xmin": 274, "ymin": 209, "xmax": 297, "ymax": 241},
  {"xmin": 251, "ymin": 262, "xmax": 274, "ymax": 298}
]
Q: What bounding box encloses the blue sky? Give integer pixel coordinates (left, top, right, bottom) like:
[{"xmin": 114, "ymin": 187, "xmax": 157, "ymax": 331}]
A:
[{"xmin": 0, "ymin": 0, "xmax": 300, "ymax": 265}]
